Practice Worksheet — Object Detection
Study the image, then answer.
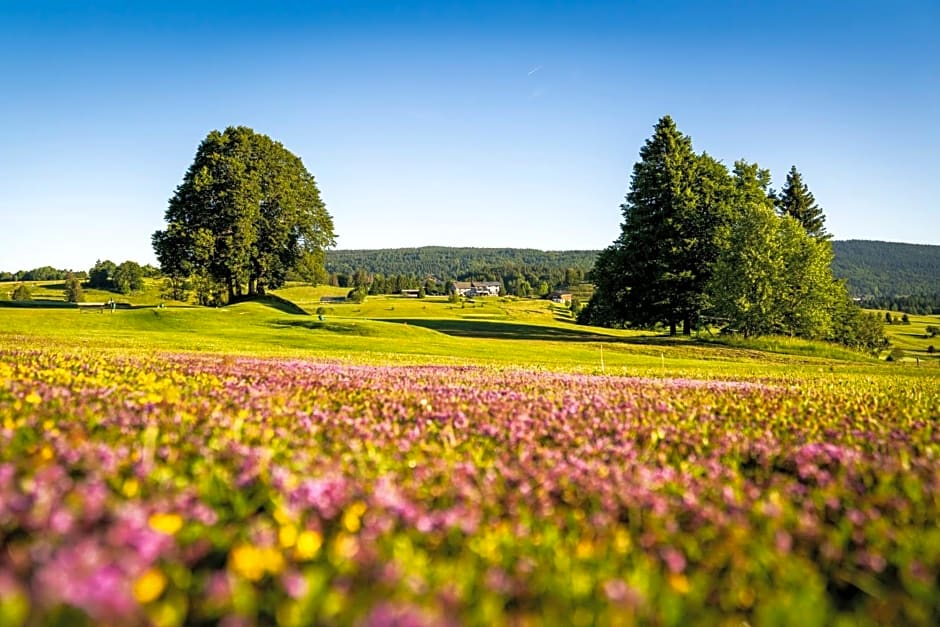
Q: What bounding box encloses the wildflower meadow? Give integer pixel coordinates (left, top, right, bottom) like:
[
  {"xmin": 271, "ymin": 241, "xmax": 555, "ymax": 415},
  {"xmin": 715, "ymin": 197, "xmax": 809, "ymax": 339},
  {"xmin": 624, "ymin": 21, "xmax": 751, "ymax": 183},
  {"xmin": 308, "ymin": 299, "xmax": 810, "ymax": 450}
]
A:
[{"xmin": 0, "ymin": 345, "xmax": 937, "ymax": 626}]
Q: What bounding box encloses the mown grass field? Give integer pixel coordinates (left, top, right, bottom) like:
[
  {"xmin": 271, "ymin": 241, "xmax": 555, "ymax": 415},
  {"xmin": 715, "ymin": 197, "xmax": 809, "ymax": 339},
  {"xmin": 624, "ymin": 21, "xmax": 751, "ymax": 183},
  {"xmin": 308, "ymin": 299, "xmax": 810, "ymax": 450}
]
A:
[{"xmin": 2, "ymin": 280, "xmax": 938, "ymax": 373}]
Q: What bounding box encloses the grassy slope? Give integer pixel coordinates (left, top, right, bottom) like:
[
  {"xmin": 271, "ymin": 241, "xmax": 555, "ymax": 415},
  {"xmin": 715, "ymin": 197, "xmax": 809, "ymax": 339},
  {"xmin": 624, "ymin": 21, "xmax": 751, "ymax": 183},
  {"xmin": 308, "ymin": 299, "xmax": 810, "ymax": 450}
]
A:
[
  {"xmin": 879, "ymin": 312, "xmax": 940, "ymax": 358},
  {"xmin": 3, "ymin": 280, "xmax": 937, "ymax": 377}
]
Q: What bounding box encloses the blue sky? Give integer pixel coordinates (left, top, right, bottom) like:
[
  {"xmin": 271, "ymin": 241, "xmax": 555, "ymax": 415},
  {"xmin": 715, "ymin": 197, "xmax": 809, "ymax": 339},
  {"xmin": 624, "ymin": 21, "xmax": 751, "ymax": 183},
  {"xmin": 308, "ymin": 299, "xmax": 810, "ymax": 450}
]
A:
[{"xmin": 1, "ymin": 1, "xmax": 938, "ymax": 271}]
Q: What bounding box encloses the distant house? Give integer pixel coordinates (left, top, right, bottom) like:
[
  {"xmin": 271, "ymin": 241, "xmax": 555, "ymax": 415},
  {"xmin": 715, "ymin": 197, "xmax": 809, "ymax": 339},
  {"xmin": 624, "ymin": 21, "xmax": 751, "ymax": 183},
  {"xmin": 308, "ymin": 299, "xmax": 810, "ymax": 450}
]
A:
[
  {"xmin": 452, "ymin": 281, "xmax": 501, "ymax": 297},
  {"xmin": 400, "ymin": 289, "xmax": 421, "ymax": 297},
  {"xmin": 548, "ymin": 291, "xmax": 573, "ymax": 304}
]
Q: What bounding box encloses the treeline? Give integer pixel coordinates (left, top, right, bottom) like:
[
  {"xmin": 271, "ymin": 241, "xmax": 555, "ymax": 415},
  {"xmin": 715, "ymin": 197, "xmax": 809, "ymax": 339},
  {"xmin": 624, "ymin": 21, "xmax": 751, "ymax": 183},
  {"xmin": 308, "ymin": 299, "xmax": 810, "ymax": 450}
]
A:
[
  {"xmin": 861, "ymin": 293, "xmax": 940, "ymax": 316},
  {"xmin": 328, "ymin": 266, "xmax": 588, "ymax": 298},
  {"xmin": 831, "ymin": 240, "xmax": 940, "ymax": 297},
  {"xmin": 0, "ymin": 266, "xmax": 87, "ymax": 282},
  {"xmin": 0, "ymin": 260, "xmax": 160, "ymax": 304},
  {"xmin": 326, "ymin": 247, "xmax": 596, "ymax": 277},
  {"xmin": 324, "ymin": 247, "xmax": 596, "ymax": 297}
]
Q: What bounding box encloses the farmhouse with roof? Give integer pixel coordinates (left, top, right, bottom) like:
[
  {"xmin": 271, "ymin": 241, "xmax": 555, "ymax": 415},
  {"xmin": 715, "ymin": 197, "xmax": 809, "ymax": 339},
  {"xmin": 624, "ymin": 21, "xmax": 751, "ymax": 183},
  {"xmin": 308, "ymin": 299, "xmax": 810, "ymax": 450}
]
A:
[
  {"xmin": 548, "ymin": 290, "xmax": 573, "ymax": 304},
  {"xmin": 452, "ymin": 281, "xmax": 501, "ymax": 297}
]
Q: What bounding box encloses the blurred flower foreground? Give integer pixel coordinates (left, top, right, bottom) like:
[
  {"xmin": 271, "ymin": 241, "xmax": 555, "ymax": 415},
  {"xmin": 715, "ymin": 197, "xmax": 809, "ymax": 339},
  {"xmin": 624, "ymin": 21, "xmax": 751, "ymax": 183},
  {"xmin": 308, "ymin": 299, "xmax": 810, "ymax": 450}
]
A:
[{"xmin": 0, "ymin": 346, "xmax": 937, "ymax": 626}]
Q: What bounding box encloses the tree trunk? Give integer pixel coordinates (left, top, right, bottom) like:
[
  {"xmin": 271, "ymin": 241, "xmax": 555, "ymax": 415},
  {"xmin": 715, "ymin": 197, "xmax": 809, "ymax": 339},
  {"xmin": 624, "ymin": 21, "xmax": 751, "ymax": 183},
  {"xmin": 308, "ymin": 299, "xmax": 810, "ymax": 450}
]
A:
[
  {"xmin": 669, "ymin": 321, "xmax": 677, "ymax": 336},
  {"xmin": 683, "ymin": 318, "xmax": 691, "ymax": 336},
  {"xmin": 248, "ymin": 277, "xmax": 257, "ymax": 296}
]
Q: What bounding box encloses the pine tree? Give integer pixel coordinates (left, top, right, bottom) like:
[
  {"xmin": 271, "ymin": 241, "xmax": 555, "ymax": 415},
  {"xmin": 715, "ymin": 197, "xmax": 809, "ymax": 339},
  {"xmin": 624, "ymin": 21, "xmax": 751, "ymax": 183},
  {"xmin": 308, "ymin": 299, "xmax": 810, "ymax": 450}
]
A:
[
  {"xmin": 776, "ymin": 166, "xmax": 829, "ymax": 240},
  {"xmin": 582, "ymin": 116, "xmax": 733, "ymax": 335}
]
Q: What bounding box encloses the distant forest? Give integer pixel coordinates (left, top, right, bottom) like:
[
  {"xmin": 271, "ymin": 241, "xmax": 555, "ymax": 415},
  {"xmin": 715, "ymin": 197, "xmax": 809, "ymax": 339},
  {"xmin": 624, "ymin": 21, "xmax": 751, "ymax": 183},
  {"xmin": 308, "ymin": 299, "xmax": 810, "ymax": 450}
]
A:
[
  {"xmin": 324, "ymin": 247, "xmax": 599, "ymax": 297},
  {"xmin": 830, "ymin": 240, "xmax": 940, "ymax": 313},
  {"xmin": 325, "ymin": 247, "xmax": 598, "ymax": 278},
  {"xmin": 322, "ymin": 242, "xmax": 940, "ymax": 310}
]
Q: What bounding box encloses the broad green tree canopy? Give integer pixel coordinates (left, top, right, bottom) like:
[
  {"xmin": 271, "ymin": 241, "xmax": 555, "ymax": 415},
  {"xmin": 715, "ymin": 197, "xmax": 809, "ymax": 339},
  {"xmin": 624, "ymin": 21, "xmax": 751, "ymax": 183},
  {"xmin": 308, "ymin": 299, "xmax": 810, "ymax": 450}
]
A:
[{"xmin": 153, "ymin": 126, "xmax": 335, "ymax": 301}]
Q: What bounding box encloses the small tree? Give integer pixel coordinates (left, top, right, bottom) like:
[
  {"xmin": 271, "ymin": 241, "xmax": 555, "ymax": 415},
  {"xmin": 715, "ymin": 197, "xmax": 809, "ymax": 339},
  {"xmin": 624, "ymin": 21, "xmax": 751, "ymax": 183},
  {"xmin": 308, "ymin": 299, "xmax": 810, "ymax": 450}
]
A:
[
  {"xmin": 12, "ymin": 284, "xmax": 32, "ymax": 301},
  {"xmin": 347, "ymin": 287, "xmax": 368, "ymax": 303},
  {"xmin": 88, "ymin": 259, "xmax": 116, "ymax": 288},
  {"xmin": 885, "ymin": 312, "xmax": 893, "ymax": 325},
  {"xmin": 64, "ymin": 275, "xmax": 85, "ymax": 303},
  {"xmin": 926, "ymin": 325, "xmax": 938, "ymax": 338},
  {"xmin": 448, "ymin": 290, "xmax": 461, "ymax": 304},
  {"xmin": 927, "ymin": 345, "xmax": 935, "ymax": 354},
  {"xmin": 901, "ymin": 313, "xmax": 910, "ymax": 324},
  {"xmin": 570, "ymin": 295, "xmax": 582, "ymax": 316},
  {"xmin": 886, "ymin": 347, "xmax": 905, "ymax": 362},
  {"xmin": 113, "ymin": 261, "xmax": 144, "ymax": 294},
  {"xmin": 417, "ymin": 287, "xmax": 426, "ymax": 298}
]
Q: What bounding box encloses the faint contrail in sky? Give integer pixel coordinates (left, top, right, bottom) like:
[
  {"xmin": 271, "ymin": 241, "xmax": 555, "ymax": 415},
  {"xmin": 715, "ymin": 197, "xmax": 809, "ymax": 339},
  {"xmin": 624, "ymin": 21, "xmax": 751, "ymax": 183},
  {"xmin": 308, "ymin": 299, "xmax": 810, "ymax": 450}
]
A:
[{"xmin": 527, "ymin": 65, "xmax": 542, "ymax": 76}]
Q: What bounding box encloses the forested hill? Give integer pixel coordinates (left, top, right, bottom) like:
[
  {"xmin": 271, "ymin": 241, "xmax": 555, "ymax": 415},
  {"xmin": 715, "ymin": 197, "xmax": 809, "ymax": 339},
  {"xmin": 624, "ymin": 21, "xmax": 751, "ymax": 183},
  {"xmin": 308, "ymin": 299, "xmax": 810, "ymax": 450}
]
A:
[
  {"xmin": 831, "ymin": 240, "xmax": 940, "ymax": 298},
  {"xmin": 324, "ymin": 241, "xmax": 939, "ymax": 303},
  {"xmin": 325, "ymin": 247, "xmax": 599, "ymax": 278}
]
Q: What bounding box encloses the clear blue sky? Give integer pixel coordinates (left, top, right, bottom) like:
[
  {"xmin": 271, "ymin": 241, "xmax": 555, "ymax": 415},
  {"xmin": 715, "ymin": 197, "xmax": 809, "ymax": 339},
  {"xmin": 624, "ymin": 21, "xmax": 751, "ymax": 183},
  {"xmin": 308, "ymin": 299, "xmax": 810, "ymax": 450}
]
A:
[{"xmin": 1, "ymin": 1, "xmax": 938, "ymax": 271}]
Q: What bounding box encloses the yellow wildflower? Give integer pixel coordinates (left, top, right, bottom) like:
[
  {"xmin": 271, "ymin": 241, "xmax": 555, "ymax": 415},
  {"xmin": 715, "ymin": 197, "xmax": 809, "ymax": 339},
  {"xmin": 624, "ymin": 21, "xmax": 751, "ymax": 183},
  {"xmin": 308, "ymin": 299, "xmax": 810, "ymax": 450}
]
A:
[
  {"xmin": 229, "ymin": 544, "xmax": 285, "ymax": 581},
  {"xmin": 294, "ymin": 530, "xmax": 323, "ymax": 560},
  {"xmin": 149, "ymin": 513, "xmax": 184, "ymax": 535},
  {"xmin": 342, "ymin": 502, "xmax": 367, "ymax": 533},
  {"xmin": 668, "ymin": 573, "xmax": 690, "ymax": 595},
  {"xmin": 279, "ymin": 524, "xmax": 298, "ymax": 548},
  {"xmin": 133, "ymin": 568, "xmax": 167, "ymax": 604},
  {"xmin": 122, "ymin": 478, "xmax": 140, "ymax": 498}
]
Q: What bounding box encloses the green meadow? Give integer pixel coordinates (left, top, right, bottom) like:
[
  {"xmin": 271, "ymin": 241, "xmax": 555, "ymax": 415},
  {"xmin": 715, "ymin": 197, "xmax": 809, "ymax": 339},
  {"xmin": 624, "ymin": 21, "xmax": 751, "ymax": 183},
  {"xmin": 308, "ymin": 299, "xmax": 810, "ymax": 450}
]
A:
[{"xmin": 2, "ymin": 279, "xmax": 937, "ymax": 379}]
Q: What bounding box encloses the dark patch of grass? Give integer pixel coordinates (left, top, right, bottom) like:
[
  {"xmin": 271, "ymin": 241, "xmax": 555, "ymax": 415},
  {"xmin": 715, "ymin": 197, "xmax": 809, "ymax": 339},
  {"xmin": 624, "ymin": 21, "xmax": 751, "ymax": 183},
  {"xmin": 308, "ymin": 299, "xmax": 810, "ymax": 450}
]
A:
[
  {"xmin": 231, "ymin": 294, "xmax": 308, "ymax": 316},
  {"xmin": 0, "ymin": 299, "xmax": 77, "ymax": 309}
]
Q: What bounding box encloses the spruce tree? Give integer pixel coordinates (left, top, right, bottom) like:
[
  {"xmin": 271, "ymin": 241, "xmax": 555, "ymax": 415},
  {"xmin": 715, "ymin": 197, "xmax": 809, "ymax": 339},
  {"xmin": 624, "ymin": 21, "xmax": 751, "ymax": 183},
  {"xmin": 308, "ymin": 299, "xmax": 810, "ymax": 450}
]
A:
[
  {"xmin": 582, "ymin": 116, "xmax": 733, "ymax": 335},
  {"xmin": 776, "ymin": 165, "xmax": 829, "ymax": 240}
]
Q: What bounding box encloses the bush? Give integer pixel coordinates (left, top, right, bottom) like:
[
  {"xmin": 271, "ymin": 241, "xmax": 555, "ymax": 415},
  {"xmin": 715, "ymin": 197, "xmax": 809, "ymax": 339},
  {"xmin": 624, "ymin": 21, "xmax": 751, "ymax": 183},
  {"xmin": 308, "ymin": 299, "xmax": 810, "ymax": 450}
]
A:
[
  {"xmin": 113, "ymin": 261, "xmax": 144, "ymax": 294},
  {"xmin": 926, "ymin": 325, "xmax": 938, "ymax": 338},
  {"xmin": 886, "ymin": 347, "xmax": 906, "ymax": 362},
  {"xmin": 11, "ymin": 284, "xmax": 32, "ymax": 301},
  {"xmin": 928, "ymin": 345, "xmax": 936, "ymax": 354},
  {"xmin": 88, "ymin": 260, "xmax": 116, "ymax": 288},
  {"xmin": 64, "ymin": 275, "xmax": 85, "ymax": 303},
  {"xmin": 347, "ymin": 287, "xmax": 368, "ymax": 304}
]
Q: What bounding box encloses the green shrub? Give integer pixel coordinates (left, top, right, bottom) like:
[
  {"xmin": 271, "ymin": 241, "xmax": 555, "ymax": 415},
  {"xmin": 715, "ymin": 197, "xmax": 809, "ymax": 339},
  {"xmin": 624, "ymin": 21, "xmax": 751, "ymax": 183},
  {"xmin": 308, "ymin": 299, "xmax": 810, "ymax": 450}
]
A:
[
  {"xmin": 11, "ymin": 284, "xmax": 31, "ymax": 301},
  {"xmin": 64, "ymin": 275, "xmax": 85, "ymax": 303},
  {"xmin": 886, "ymin": 347, "xmax": 906, "ymax": 362},
  {"xmin": 347, "ymin": 287, "xmax": 368, "ymax": 304}
]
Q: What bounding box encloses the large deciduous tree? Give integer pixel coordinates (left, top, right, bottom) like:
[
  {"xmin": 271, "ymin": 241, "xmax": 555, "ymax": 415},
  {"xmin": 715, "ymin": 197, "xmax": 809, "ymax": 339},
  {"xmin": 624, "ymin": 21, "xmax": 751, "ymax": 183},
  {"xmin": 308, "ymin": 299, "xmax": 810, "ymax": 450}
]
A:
[
  {"xmin": 775, "ymin": 165, "xmax": 829, "ymax": 240},
  {"xmin": 708, "ymin": 161, "xmax": 839, "ymax": 338},
  {"xmin": 152, "ymin": 126, "xmax": 335, "ymax": 302},
  {"xmin": 580, "ymin": 116, "xmax": 733, "ymax": 335}
]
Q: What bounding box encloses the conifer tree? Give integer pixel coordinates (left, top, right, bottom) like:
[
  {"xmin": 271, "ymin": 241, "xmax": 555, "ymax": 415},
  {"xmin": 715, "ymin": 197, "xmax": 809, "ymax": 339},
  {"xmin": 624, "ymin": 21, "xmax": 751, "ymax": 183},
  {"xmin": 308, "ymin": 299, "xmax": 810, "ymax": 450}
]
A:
[
  {"xmin": 582, "ymin": 116, "xmax": 733, "ymax": 335},
  {"xmin": 776, "ymin": 165, "xmax": 829, "ymax": 240}
]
